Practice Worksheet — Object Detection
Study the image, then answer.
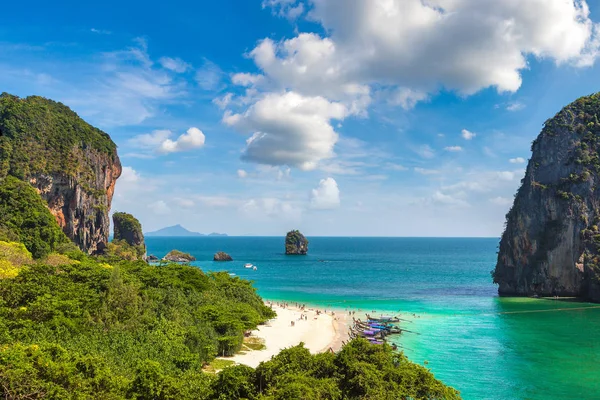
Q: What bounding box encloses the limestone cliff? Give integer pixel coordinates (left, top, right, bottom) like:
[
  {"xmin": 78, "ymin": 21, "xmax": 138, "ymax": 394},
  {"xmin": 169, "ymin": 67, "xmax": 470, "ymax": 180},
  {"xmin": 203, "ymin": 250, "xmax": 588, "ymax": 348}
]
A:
[
  {"xmin": 113, "ymin": 212, "xmax": 146, "ymax": 260},
  {"xmin": 493, "ymin": 93, "xmax": 600, "ymax": 302},
  {"xmin": 285, "ymin": 230, "xmax": 308, "ymax": 255},
  {"xmin": 0, "ymin": 93, "xmax": 121, "ymax": 254}
]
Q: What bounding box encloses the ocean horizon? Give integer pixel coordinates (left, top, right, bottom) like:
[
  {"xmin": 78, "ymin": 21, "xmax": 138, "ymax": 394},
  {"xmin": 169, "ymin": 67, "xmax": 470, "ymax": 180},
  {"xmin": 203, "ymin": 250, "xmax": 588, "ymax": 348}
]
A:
[{"xmin": 146, "ymin": 236, "xmax": 600, "ymax": 400}]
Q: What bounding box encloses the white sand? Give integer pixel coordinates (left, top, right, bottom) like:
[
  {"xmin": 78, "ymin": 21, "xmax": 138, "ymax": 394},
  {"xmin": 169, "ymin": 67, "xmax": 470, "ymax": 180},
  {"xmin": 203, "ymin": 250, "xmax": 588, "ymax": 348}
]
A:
[{"xmin": 224, "ymin": 304, "xmax": 349, "ymax": 368}]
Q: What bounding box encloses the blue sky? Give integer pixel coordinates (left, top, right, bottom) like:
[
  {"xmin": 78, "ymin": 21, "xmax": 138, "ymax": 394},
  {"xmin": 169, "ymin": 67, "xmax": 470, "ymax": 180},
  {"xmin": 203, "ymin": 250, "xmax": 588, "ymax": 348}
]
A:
[{"xmin": 2, "ymin": 0, "xmax": 600, "ymax": 236}]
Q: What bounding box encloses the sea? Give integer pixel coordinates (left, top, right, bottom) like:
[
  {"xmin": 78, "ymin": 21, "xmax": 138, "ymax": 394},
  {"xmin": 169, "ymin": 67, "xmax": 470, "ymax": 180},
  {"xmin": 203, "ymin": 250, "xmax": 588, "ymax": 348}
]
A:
[{"xmin": 146, "ymin": 236, "xmax": 600, "ymax": 400}]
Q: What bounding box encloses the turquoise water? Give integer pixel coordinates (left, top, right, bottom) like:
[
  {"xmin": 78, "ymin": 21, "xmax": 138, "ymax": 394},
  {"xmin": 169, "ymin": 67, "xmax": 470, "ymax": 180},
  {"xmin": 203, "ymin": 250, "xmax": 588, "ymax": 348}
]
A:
[{"xmin": 146, "ymin": 237, "xmax": 600, "ymax": 400}]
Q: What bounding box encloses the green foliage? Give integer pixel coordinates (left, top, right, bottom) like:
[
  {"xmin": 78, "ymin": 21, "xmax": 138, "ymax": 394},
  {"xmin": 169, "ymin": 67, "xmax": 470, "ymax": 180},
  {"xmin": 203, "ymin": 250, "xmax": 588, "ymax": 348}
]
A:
[
  {"xmin": 0, "ymin": 241, "xmax": 33, "ymax": 279},
  {"xmin": 0, "ymin": 176, "xmax": 69, "ymax": 258},
  {"xmin": 0, "ymin": 257, "xmax": 275, "ymax": 398},
  {"xmin": 104, "ymin": 240, "xmax": 146, "ymax": 262},
  {"xmin": 210, "ymin": 340, "xmax": 460, "ymax": 400},
  {"xmin": 0, "ymin": 93, "xmax": 117, "ymax": 180}
]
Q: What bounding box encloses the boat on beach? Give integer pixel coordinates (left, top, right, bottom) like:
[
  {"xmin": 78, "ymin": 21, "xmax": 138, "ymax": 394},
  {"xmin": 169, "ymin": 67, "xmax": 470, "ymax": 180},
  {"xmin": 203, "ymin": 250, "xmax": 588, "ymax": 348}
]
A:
[{"xmin": 366, "ymin": 314, "xmax": 400, "ymax": 323}]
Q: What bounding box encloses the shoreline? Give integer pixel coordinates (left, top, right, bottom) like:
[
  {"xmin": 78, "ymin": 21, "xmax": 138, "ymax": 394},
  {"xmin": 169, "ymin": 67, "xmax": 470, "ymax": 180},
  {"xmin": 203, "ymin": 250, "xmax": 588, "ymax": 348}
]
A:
[{"xmin": 221, "ymin": 301, "xmax": 352, "ymax": 368}]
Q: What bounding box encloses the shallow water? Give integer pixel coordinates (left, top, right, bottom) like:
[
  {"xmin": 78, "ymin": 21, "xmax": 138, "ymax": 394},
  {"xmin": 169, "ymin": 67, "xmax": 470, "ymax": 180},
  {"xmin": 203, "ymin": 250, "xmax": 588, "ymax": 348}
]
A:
[{"xmin": 146, "ymin": 237, "xmax": 600, "ymax": 399}]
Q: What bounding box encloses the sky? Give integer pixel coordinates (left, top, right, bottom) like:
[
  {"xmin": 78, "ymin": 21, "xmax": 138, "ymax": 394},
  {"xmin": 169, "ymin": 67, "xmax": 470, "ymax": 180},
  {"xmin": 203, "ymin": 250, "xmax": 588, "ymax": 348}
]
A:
[{"xmin": 2, "ymin": 0, "xmax": 600, "ymax": 236}]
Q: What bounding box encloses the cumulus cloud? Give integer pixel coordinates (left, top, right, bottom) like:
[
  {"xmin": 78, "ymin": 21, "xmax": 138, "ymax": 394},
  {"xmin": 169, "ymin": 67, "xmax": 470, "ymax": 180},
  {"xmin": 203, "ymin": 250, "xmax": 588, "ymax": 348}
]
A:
[
  {"xmin": 244, "ymin": 0, "xmax": 599, "ymax": 112},
  {"xmin": 159, "ymin": 127, "xmax": 206, "ymax": 154},
  {"xmin": 130, "ymin": 127, "xmax": 206, "ymax": 154},
  {"xmin": 310, "ymin": 177, "xmax": 341, "ymax": 210},
  {"xmin": 237, "ymin": 169, "xmax": 248, "ymax": 178},
  {"xmin": 159, "ymin": 57, "xmax": 190, "ymax": 73},
  {"xmin": 223, "ymin": 91, "xmax": 347, "ymax": 170},
  {"xmin": 461, "ymin": 129, "xmax": 476, "ymax": 140},
  {"xmin": 509, "ymin": 157, "xmax": 526, "ymax": 164},
  {"xmin": 432, "ymin": 191, "xmax": 469, "ymax": 207},
  {"xmin": 445, "ymin": 146, "xmax": 463, "ymax": 152}
]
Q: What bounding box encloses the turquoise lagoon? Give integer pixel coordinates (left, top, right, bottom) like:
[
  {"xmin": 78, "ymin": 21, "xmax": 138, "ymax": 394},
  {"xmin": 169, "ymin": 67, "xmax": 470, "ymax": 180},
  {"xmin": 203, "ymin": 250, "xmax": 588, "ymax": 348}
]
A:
[{"xmin": 146, "ymin": 237, "xmax": 600, "ymax": 400}]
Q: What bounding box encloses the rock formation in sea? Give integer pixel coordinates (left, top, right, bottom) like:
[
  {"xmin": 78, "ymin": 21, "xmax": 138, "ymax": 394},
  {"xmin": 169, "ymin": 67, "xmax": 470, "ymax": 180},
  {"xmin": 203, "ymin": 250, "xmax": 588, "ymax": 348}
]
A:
[
  {"xmin": 213, "ymin": 251, "xmax": 233, "ymax": 261},
  {"xmin": 112, "ymin": 212, "xmax": 146, "ymax": 261},
  {"xmin": 493, "ymin": 93, "xmax": 600, "ymax": 302},
  {"xmin": 285, "ymin": 230, "xmax": 308, "ymax": 255},
  {"xmin": 164, "ymin": 250, "xmax": 196, "ymax": 263},
  {"xmin": 0, "ymin": 93, "xmax": 121, "ymax": 254},
  {"xmin": 146, "ymin": 254, "xmax": 159, "ymax": 262}
]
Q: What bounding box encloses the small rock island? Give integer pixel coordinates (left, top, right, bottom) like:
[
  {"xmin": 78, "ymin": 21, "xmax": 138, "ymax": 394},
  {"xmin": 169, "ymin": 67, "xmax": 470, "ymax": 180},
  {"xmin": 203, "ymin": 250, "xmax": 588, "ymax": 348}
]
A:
[
  {"xmin": 285, "ymin": 230, "xmax": 308, "ymax": 255},
  {"xmin": 213, "ymin": 251, "xmax": 233, "ymax": 261},
  {"xmin": 163, "ymin": 250, "xmax": 196, "ymax": 263},
  {"xmin": 493, "ymin": 93, "xmax": 600, "ymax": 302}
]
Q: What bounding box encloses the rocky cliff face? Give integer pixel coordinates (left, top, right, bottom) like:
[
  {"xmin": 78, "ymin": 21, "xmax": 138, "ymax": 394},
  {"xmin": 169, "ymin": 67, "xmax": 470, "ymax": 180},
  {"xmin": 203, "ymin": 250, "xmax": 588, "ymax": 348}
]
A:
[
  {"xmin": 285, "ymin": 230, "xmax": 308, "ymax": 255},
  {"xmin": 112, "ymin": 212, "xmax": 146, "ymax": 260},
  {"xmin": 0, "ymin": 93, "xmax": 121, "ymax": 254},
  {"xmin": 493, "ymin": 93, "xmax": 600, "ymax": 302}
]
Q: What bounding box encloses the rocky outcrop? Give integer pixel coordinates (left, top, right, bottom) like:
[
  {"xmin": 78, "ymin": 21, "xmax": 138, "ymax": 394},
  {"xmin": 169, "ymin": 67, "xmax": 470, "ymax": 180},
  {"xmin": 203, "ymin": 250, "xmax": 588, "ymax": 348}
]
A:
[
  {"xmin": 147, "ymin": 254, "xmax": 159, "ymax": 262},
  {"xmin": 164, "ymin": 250, "xmax": 196, "ymax": 263},
  {"xmin": 0, "ymin": 93, "xmax": 121, "ymax": 254},
  {"xmin": 493, "ymin": 93, "xmax": 600, "ymax": 302},
  {"xmin": 213, "ymin": 251, "xmax": 233, "ymax": 261},
  {"xmin": 113, "ymin": 212, "xmax": 146, "ymax": 260},
  {"xmin": 285, "ymin": 230, "xmax": 308, "ymax": 255}
]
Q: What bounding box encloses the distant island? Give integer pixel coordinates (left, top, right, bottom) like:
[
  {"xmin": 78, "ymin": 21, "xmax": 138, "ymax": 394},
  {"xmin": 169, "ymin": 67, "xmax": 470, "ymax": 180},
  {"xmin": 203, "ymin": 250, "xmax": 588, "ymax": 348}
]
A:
[{"xmin": 145, "ymin": 224, "xmax": 227, "ymax": 237}]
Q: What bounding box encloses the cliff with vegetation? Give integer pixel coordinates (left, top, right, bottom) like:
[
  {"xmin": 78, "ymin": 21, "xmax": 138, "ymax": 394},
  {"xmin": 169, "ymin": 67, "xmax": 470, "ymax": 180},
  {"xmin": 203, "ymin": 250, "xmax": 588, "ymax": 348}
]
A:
[
  {"xmin": 285, "ymin": 230, "xmax": 308, "ymax": 255},
  {"xmin": 494, "ymin": 93, "xmax": 600, "ymax": 302},
  {"xmin": 111, "ymin": 212, "xmax": 146, "ymax": 261},
  {"xmin": 0, "ymin": 93, "xmax": 121, "ymax": 254}
]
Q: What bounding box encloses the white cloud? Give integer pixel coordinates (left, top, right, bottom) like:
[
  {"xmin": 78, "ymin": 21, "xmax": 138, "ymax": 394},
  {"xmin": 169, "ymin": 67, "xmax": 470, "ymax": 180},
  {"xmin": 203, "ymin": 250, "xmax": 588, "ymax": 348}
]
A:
[
  {"xmin": 490, "ymin": 196, "xmax": 513, "ymax": 206},
  {"xmin": 445, "ymin": 146, "xmax": 463, "ymax": 152},
  {"xmin": 509, "ymin": 157, "xmax": 526, "ymax": 164},
  {"xmin": 159, "ymin": 127, "xmax": 206, "ymax": 154},
  {"xmin": 119, "ymin": 166, "xmax": 140, "ymax": 183},
  {"xmin": 388, "ymin": 88, "xmax": 428, "ymax": 109},
  {"xmin": 417, "ymin": 144, "xmax": 435, "ymax": 159},
  {"xmin": 195, "ymin": 59, "xmax": 223, "ymax": 90},
  {"xmin": 414, "ymin": 167, "xmax": 439, "ymax": 175},
  {"xmin": 237, "ymin": 169, "xmax": 248, "ymax": 178},
  {"xmin": 461, "ymin": 129, "xmax": 476, "ymax": 140},
  {"xmin": 232, "ymin": 73, "xmax": 264, "ymax": 87},
  {"xmin": 310, "ymin": 177, "xmax": 341, "ymax": 210},
  {"xmin": 159, "ymin": 57, "xmax": 190, "ymax": 73},
  {"xmin": 506, "ymin": 102, "xmax": 525, "ymax": 111},
  {"xmin": 262, "ymin": 0, "xmax": 305, "ymax": 19},
  {"xmin": 213, "ymin": 93, "xmax": 234, "ymax": 109},
  {"xmin": 90, "ymin": 28, "xmax": 111, "ymax": 35},
  {"xmin": 243, "ymin": 0, "xmax": 600, "ymax": 116},
  {"xmin": 241, "ymin": 197, "xmax": 302, "ymax": 221},
  {"xmin": 432, "ymin": 191, "xmax": 469, "ymax": 207},
  {"xmin": 223, "ymin": 91, "xmax": 347, "ymax": 170},
  {"xmin": 148, "ymin": 200, "xmax": 170, "ymax": 215},
  {"xmin": 129, "ymin": 130, "xmax": 172, "ymax": 148},
  {"xmin": 385, "ymin": 163, "xmax": 408, "ymax": 171}
]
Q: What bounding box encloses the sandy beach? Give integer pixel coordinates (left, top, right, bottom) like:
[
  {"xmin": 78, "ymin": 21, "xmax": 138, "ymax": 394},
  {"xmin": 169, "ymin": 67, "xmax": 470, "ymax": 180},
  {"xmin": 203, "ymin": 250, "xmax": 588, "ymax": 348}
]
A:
[{"xmin": 225, "ymin": 302, "xmax": 351, "ymax": 368}]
